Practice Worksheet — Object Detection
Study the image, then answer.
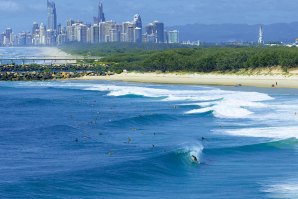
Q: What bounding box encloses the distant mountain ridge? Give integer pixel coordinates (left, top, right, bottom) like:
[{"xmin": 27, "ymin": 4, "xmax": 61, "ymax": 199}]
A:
[{"xmin": 168, "ymin": 22, "xmax": 298, "ymax": 43}]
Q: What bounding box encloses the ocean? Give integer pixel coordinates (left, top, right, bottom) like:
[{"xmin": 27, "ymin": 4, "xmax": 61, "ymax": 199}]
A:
[
  {"xmin": 1, "ymin": 79, "xmax": 298, "ymax": 199},
  {"xmin": 0, "ymin": 47, "xmax": 298, "ymax": 198}
]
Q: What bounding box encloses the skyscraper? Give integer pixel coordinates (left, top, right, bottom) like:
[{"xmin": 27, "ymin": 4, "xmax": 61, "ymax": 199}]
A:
[
  {"xmin": 133, "ymin": 14, "xmax": 142, "ymax": 43},
  {"xmin": 258, "ymin": 25, "xmax": 264, "ymax": 44},
  {"xmin": 5, "ymin": 28, "xmax": 13, "ymax": 45},
  {"xmin": 168, "ymin": 30, "xmax": 180, "ymax": 43},
  {"xmin": 134, "ymin": 27, "xmax": 142, "ymax": 43},
  {"xmin": 94, "ymin": 2, "xmax": 105, "ymax": 24},
  {"xmin": 153, "ymin": 21, "xmax": 164, "ymax": 43},
  {"xmin": 39, "ymin": 23, "xmax": 46, "ymax": 45},
  {"xmin": 91, "ymin": 24, "xmax": 100, "ymax": 43},
  {"xmin": 122, "ymin": 22, "xmax": 132, "ymax": 42},
  {"xmin": 133, "ymin": 14, "xmax": 142, "ymax": 29},
  {"xmin": 76, "ymin": 24, "xmax": 88, "ymax": 43},
  {"xmin": 47, "ymin": 0, "xmax": 57, "ymax": 32},
  {"xmin": 32, "ymin": 22, "xmax": 39, "ymax": 36}
]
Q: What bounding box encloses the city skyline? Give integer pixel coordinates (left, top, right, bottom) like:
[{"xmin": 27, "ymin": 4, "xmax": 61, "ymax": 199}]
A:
[
  {"xmin": 0, "ymin": 1, "xmax": 180, "ymax": 46},
  {"xmin": 0, "ymin": 0, "xmax": 298, "ymax": 32}
]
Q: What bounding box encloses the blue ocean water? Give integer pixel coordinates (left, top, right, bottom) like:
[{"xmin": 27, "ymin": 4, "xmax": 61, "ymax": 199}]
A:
[{"xmin": 1, "ymin": 80, "xmax": 298, "ymax": 199}]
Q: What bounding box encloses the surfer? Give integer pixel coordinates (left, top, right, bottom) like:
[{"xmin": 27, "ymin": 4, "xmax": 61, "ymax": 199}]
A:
[{"xmin": 191, "ymin": 155, "xmax": 199, "ymax": 163}]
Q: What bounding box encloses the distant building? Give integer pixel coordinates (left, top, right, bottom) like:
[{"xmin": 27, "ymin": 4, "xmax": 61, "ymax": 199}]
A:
[
  {"xmin": 0, "ymin": 1, "xmax": 168, "ymax": 46},
  {"xmin": 258, "ymin": 25, "xmax": 264, "ymax": 44},
  {"xmin": 46, "ymin": 30, "xmax": 56, "ymax": 45},
  {"xmin": 0, "ymin": 33, "xmax": 5, "ymax": 46},
  {"xmin": 134, "ymin": 27, "xmax": 142, "ymax": 43},
  {"xmin": 167, "ymin": 30, "xmax": 179, "ymax": 43},
  {"xmin": 32, "ymin": 22, "xmax": 39, "ymax": 36},
  {"xmin": 5, "ymin": 28, "xmax": 13, "ymax": 45},
  {"xmin": 122, "ymin": 21, "xmax": 132, "ymax": 42},
  {"xmin": 39, "ymin": 23, "xmax": 46, "ymax": 45},
  {"xmin": 133, "ymin": 14, "xmax": 142, "ymax": 29},
  {"xmin": 57, "ymin": 33, "xmax": 66, "ymax": 45},
  {"xmin": 110, "ymin": 29, "xmax": 120, "ymax": 42},
  {"xmin": 133, "ymin": 14, "xmax": 142, "ymax": 43},
  {"xmin": 76, "ymin": 24, "xmax": 88, "ymax": 43},
  {"xmin": 153, "ymin": 21, "xmax": 164, "ymax": 43},
  {"xmin": 144, "ymin": 21, "xmax": 165, "ymax": 43},
  {"xmin": 98, "ymin": 21, "xmax": 119, "ymax": 42},
  {"xmin": 127, "ymin": 25, "xmax": 135, "ymax": 42},
  {"xmin": 94, "ymin": 2, "xmax": 105, "ymax": 24},
  {"xmin": 47, "ymin": 0, "xmax": 57, "ymax": 32},
  {"xmin": 91, "ymin": 24, "xmax": 100, "ymax": 43}
]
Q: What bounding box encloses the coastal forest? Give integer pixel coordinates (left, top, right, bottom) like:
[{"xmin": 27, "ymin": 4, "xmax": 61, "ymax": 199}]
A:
[{"xmin": 61, "ymin": 43, "xmax": 298, "ymax": 73}]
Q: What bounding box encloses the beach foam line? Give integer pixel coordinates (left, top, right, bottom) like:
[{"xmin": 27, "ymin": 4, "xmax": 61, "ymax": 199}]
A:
[{"xmin": 13, "ymin": 81, "xmax": 274, "ymax": 119}]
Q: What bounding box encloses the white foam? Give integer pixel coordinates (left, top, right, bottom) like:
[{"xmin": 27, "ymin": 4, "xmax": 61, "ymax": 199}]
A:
[
  {"xmin": 263, "ymin": 182, "xmax": 298, "ymax": 199},
  {"xmin": 223, "ymin": 127, "xmax": 298, "ymax": 139},
  {"xmin": 84, "ymin": 84, "xmax": 273, "ymax": 119},
  {"xmin": 185, "ymin": 95, "xmax": 270, "ymax": 118},
  {"xmin": 14, "ymin": 82, "xmax": 274, "ymax": 119}
]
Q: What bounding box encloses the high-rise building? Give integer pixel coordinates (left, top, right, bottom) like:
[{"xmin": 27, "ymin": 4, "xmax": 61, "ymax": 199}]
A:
[
  {"xmin": 168, "ymin": 30, "xmax": 179, "ymax": 43},
  {"xmin": 57, "ymin": 23, "xmax": 62, "ymax": 34},
  {"xmin": 99, "ymin": 21, "xmax": 117, "ymax": 42},
  {"xmin": 46, "ymin": 30, "xmax": 56, "ymax": 45},
  {"xmin": 145, "ymin": 23, "xmax": 154, "ymax": 35},
  {"xmin": 133, "ymin": 14, "xmax": 142, "ymax": 43},
  {"xmin": 94, "ymin": 2, "xmax": 105, "ymax": 24},
  {"xmin": 32, "ymin": 22, "xmax": 39, "ymax": 36},
  {"xmin": 258, "ymin": 25, "xmax": 264, "ymax": 44},
  {"xmin": 122, "ymin": 22, "xmax": 132, "ymax": 42},
  {"xmin": 91, "ymin": 24, "xmax": 100, "ymax": 43},
  {"xmin": 127, "ymin": 25, "xmax": 135, "ymax": 42},
  {"xmin": 144, "ymin": 21, "xmax": 165, "ymax": 43},
  {"xmin": 134, "ymin": 27, "xmax": 142, "ymax": 43},
  {"xmin": 0, "ymin": 33, "xmax": 5, "ymax": 46},
  {"xmin": 39, "ymin": 23, "xmax": 46, "ymax": 45},
  {"xmin": 47, "ymin": 0, "xmax": 57, "ymax": 32},
  {"xmin": 18, "ymin": 32, "xmax": 27, "ymax": 46},
  {"xmin": 133, "ymin": 14, "xmax": 142, "ymax": 29},
  {"xmin": 4, "ymin": 28, "xmax": 13, "ymax": 45},
  {"xmin": 76, "ymin": 24, "xmax": 88, "ymax": 43},
  {"xmin": 110, "ymin": 29, "xmax": 120, "ymax": 42},
  {"xmin": 57, "ymin": 33, "xmax": 66, "ymax": 45},
  {"xmin": 153, "ymin": 21, "xmax": 164, "ymax": 43}
]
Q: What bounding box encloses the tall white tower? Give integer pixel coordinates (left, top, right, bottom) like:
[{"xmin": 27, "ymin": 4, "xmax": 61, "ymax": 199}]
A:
[{"xmin": 258, "ymin": 25, "xmax": 264, "ymax": 44}]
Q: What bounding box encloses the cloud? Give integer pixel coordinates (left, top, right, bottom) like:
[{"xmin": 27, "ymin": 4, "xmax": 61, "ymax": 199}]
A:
[{"xmin": 0, "ymin": 0, "xmax": 20, "ymax": 11}]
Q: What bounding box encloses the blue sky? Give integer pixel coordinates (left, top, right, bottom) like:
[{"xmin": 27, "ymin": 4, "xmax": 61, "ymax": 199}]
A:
[{"xmin": 0, "ymin": 0, "xmax": 298, "ymax": 32}]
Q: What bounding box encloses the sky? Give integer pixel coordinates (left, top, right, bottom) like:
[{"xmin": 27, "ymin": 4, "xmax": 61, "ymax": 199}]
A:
[{"xmin": 0, "ymin": 0, "xmax": 298, "ymax": 32}]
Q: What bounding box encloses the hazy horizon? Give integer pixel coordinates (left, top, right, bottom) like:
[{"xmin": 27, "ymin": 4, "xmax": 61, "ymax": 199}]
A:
[{"xmin": 0, "ymin": 0, "xmax": 298, "ymax": 32}]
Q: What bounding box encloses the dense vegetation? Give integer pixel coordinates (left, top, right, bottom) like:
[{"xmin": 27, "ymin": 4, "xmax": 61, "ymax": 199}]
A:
[
  {"xmin": 61, "ymin": 43, "xmax": 298, "ymax": 73},
  {"xmin": 60, "ymin": 42, "xmax": 191, "ymax": 57}
]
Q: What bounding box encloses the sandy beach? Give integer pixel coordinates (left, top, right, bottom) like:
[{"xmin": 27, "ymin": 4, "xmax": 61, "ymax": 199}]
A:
[{"xmin": 76, "ymin": 72, "xmax": 298, "ymax": 88}]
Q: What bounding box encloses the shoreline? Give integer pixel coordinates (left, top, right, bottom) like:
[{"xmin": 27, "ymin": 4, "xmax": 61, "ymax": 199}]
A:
[{"xmin": 75, "ymin": 72, "xmax": 298, "ymax": 89}]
